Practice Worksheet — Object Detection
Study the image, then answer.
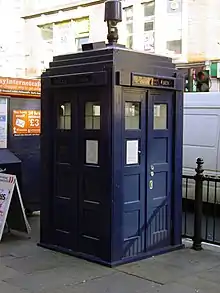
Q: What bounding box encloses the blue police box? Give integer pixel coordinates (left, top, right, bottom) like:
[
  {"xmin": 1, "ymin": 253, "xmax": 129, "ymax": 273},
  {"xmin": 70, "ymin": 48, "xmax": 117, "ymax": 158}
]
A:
[{"xmin": 39, "ymin": 1, "xmax": 184, "ymax": 267}]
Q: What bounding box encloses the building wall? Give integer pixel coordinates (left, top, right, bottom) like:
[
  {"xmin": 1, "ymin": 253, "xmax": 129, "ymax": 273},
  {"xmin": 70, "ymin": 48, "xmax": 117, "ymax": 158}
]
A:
[
  {"xmin": 23, "ymin": 1, "xmax": 110, "ymax": 77},
  {"xmin": 0, "ymin": 0, "xmax": 25, "ymax": 77},
  {"xmin": 186, "ymin": 0, "xmax": 220, "ymax": 62},
  {"xmin": 23, "ymin": 0, "xmax": 187, "ymax": 77},
  {"xmin": 22, "ymin": 0, "xmax": 220, "ymax": 79},
  {"xmin": 121, "ymin": 0, "xmax": 184, "ymax": 57}
]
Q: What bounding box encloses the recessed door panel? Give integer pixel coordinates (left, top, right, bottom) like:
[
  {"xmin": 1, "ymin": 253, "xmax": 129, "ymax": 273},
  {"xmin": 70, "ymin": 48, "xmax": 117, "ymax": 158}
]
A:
[
  {"xmin": 122, "ymin": 89, "xmax": 146, "ymax": 258},
  {"xmin": 52, "ymin": 91, "xmax": 78, "ymax": 249},
  {"xmin": 146, "ymin": 90, "xmax": 173, "ymax": 250},
  {"xmin": 77, "ymin": 88, "xmax": 111, "ymax": 260}
]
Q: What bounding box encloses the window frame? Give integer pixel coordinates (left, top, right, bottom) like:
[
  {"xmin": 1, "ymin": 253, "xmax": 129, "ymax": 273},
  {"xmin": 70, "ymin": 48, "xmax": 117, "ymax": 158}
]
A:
[
  {"xmin": 85, "ymin": 101, "xmax": 101, "ymax": 130},
  {"xmin": 123, "ymin": 6, "xmax": 134, "ymax": 49},
  {"xmin": 57, "ymin": 102, "xmax": 71, "ymax": 130},
  {"xmin": 166, "ymin": 39, "xmax": 182, "ymax": 55},
  {"xmin": 143, "ymin": 1, "xmax": 155, "ymax": 52}
]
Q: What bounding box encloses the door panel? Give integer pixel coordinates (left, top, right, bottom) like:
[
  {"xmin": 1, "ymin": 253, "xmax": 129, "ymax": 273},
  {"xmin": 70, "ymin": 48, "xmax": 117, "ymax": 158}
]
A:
[
  {"xmin": 122, "ymin": 89, "xmax": 146, "ymax": 258},
  {"xmin": 52, "ymin": 88, "xmax": 110, "ymax": 258},
  {"xmin": 52, "ymin": 92, "xmax": 78, "ymax": 249},
  {"xmin": 147, "ymin": 91, "xmax": 173, "ymax": 250},
  {"xmin": 77, "ymin": 89, "xmax": 111, "ymax": 259}
]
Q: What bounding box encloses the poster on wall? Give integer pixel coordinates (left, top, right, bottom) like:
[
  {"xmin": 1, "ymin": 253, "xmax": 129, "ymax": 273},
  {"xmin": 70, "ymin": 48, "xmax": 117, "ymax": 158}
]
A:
[
  {"xmin": 53, "ymin": 21, "xmax": 75, "ymax": 55},
  {"xmin": 12, "ymin": 110, "xmax": 41, "ymax": 136},
  {"xmin": 0, "ymin": 98, "xmax": 7, "ymax": 148},
  {"xmin": 144, "ymin": 31, "xmax": 155, "ymax": 52}
]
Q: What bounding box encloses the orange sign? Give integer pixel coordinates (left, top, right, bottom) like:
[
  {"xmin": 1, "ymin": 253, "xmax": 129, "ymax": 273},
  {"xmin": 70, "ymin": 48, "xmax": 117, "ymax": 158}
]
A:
[
  {"xmin": 0, "ymin": 77, "xmax": 41, "ymax": 98},
  {"xmin": 12, "ymin": 110, "xmax": 41, "ymax": 136}
]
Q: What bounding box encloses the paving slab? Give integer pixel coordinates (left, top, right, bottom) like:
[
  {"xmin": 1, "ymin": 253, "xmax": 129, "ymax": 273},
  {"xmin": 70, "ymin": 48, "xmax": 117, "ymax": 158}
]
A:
[
  {"xmin": 0, "ymin": 281, "xmax": 27, "ymax": 293},
  {"xmin": 21, "ymin": 271, "xmax": 160, "ymax": 293},
  {"xmin": 1, "ymin": 250, "xmax": 88, "ymax": 274},
  {"xmin": 4, "ymin": 262, "xmax": 114, "ymax": 293},
  {"xmin": 117, "ymin": 257, "xmax": 189, "ymax": 284},
  {"xmin": 156, "ymin": 247, "xmax": 220, "ymax": 272},
  {"xmin": 176, "ymin": 275, "xmax": 219, "ymax": 292},
  {"xmin": 1, "ymin": 241, "xmax": 51, "ymax": 258},
  {"xmin": 0, "ymin": 264, "xmax": 21, "ymax": 281},
  {"xmin": 150, "ymin": 282, "xmax": 218, "ymax": 293},
  {"xmin": 196, "ymin": 265, "xmax": 220, "ymax": 285}
]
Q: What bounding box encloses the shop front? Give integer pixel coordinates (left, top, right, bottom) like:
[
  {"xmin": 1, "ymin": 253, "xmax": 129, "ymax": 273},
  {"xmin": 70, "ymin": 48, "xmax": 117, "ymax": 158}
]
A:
[{"xmin": 0, "ymin": 76, "xmax": 41, "ymax": 214}]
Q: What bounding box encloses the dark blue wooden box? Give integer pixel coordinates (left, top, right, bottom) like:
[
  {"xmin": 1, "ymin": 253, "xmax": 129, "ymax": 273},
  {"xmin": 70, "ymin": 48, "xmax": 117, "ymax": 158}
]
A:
[{"xmin": 39, "ymin": 46, "xmax": 184, "ymax": 266}]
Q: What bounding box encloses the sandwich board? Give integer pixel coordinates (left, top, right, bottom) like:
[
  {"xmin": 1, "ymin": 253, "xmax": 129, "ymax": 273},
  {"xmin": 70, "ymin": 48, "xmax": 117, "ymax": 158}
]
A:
[{"xmin": 0, "ymin": 173, "xmax": 31, "ymax": 241}]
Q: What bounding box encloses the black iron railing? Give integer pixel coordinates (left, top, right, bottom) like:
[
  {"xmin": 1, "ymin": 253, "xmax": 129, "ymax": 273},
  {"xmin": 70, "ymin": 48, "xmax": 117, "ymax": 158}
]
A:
[{"xmin": 182, "ymin": 158, "xmax": 220, "ymax": 247}]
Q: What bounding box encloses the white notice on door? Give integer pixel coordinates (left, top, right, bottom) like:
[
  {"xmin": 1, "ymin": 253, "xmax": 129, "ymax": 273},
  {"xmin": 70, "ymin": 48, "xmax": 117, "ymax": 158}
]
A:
[
  {"xmin": 86, "ymin": 140, "xmax": 98, "ymax": 164},
  {"xmin": 126, "ymin": 140, "xmax": 139, "ymax": 165}
]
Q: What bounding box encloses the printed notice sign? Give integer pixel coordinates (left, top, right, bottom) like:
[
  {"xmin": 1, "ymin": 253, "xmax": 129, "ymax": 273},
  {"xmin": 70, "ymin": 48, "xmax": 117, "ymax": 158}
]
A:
[
  {"xmin": 126, "ymin": 140, "xmax": 139, "ymax": 165},
  {"xmin": 0, "ymin": 188, "xmax": 11, "ymax": 232},
  {"xmin": 0, "ymin": 98, "xmax": 7, "ymax": 148},
  {"xmin": 0, "ymin": 173, "xmax": 31, "ymax": 241},
  {"xmin": 13, "ymin": 110, "xmax": 41, "ymax": 136},
  {"xmin": 86, "ymin": 140, "xmax": 98, "ymax": 164}
]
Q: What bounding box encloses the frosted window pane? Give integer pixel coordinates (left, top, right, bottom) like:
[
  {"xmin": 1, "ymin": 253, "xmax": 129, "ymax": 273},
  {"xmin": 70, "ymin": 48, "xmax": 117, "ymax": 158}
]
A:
[
  {"xmin": 93, "ymin": 117, "xmax": 100, "ymax": 129},
  {"xmin": 154, "ymin": 104, "xmax": 167, "ymax": 130},
  {"xmin": 57, "ymin": 102, "xmax": 71, "ymax": 130},
  {"xmin": 85, "ymin": 102, "xmax": 101, "ymax": 130},
  {"xmin": 125, "ymin": 102, "xmax": 140, "ymax": 129},
  {"xmin": 64, "ymin": 116, "xmax": 71, "ymax": 130},
  {"xmin": 85, "ymin": 102, "xmax": 93, "ymax": 116},
  {"xmin": 64, "ymin": 103, "xmax": 71, "ymax": 115},
  {"xmin": 85, "ymin": 117, "xmax": 93, "ymax": 129},
  {"xmin": 59, "ymin": 117, "xmax": 64, "ymax": 129}
]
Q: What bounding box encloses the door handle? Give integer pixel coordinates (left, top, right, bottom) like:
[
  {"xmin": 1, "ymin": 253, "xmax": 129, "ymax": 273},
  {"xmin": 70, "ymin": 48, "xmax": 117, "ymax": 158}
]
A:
[{"xmin": 149, "ymin": 180, "xmax": 153, "ymax": 190}]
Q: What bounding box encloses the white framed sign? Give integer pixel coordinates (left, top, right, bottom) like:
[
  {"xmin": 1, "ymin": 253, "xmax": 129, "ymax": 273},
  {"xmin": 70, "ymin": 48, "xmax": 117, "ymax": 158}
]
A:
[
  {"xmin": 0, "ymin": 97, "xmax": 7, "ymax": 148},
  {"xmin": 0, "ymin": 173, "xmax": 31, "ymax": 241},
  {"xmin": 126, "ymin": 140, "xmax": 139, "ymax": 165}
]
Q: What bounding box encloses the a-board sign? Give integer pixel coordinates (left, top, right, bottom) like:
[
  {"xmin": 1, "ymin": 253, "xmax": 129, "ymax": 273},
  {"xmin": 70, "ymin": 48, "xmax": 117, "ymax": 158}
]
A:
[
  {"xmin": 12, "ymin": 110, "xmax": 41, "ymax": 136},
  {"xmin": 0, "ymin": 173, "xmax": 31, "ymax": 241}
]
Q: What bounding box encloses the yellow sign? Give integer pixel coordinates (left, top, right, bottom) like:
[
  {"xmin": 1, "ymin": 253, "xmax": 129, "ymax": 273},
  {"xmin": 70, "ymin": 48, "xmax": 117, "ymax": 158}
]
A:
[
  {"xmin": 132, "ymin": 74, "xmax": 175, "ymax": 88},
  {"xmin": 132, "ymin": 75, "xmax": 154, "ymax": 87}
]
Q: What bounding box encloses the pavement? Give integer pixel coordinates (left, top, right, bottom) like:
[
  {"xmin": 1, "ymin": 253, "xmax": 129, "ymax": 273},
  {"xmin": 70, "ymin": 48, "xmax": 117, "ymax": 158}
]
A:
[{"xmin": 1, "ymin": 215, "xmax": 220, "ymax": 292}]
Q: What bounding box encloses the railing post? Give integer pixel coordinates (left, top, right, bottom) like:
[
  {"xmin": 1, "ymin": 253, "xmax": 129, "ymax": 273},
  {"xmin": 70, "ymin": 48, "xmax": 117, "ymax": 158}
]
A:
[{"xmin": 192, "ymin": 158, "xmax": 204, "ymax": 251}]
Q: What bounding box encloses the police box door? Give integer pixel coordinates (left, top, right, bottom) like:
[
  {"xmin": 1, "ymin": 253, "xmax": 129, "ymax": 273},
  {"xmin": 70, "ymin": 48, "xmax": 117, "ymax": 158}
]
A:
[
  {"xmin": 52, "ymin": 89, "xmax": 79, "ymax": 249},
  {"xmin": 52, "ymin": 87, "xmax": 109, "ymax": 257},
  {"xmin": 146, "ymin": 90, "xmax": 173, "ymax": 250}
]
